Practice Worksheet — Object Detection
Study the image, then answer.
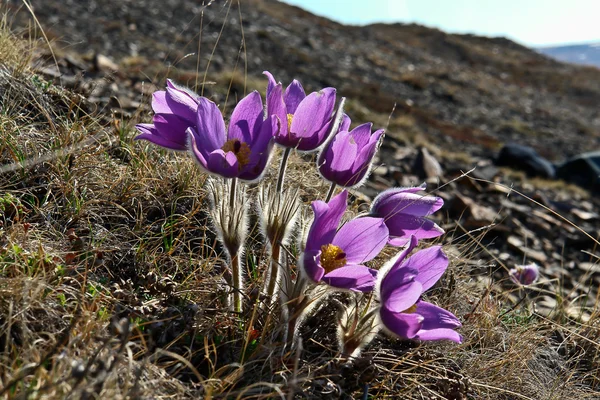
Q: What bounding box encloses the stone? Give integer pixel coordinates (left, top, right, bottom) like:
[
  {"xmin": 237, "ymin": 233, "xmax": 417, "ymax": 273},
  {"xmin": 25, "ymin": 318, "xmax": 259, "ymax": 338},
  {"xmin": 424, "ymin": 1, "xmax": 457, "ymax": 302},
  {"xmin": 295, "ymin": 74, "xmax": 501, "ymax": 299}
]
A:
[
  {"xmin": 495, "ymin": 143, "xmax": 555, "ymax": 178},
  {"xmin": 555, "ymin": 151, "xmax": 600, "ymax": 193}
]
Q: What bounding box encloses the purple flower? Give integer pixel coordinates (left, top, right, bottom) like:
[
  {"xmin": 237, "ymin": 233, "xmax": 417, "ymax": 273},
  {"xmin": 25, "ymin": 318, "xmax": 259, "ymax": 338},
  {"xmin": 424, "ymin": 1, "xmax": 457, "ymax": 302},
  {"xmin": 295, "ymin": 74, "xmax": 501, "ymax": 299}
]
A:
[
  {"xmin": 509, "ymin": 263, "xmax": 539, "ymax": 286},
  {"xmin": 318, "ymin": 114, "xmax": 384, "ymax": 188},
  {"xmin": 187, "ymin": 91, "xmax": 277, "ymax": 181},
  {"xmin": 135, "ymin": 79, "xmax": 200, "ymax": 151},
  {"xmin": 264, "ymin": 71, "xmax": 336, "ymax": 152},
  {"xmin": 301, "ymin": 190, "xmax": 389, "ymax": 292},
  {"xmin": 377, "ymin": 236, "xmax": 462, "ymax": 343},
  {"xmin": 370, "ymin": 184, "xmax": 444, "ymax": 246}
]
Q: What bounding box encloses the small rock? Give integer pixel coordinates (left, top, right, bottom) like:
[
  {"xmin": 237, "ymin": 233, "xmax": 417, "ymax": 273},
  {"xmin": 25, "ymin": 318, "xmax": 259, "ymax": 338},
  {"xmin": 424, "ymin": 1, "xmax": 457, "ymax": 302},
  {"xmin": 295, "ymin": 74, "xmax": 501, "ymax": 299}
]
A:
[
  {"xmin": 495, "ymin": 143, "xmax": 555, "ymax": 178},
  {"xmin": 95, "ymin": 53, "xmax": 120, "ymax": 74}
]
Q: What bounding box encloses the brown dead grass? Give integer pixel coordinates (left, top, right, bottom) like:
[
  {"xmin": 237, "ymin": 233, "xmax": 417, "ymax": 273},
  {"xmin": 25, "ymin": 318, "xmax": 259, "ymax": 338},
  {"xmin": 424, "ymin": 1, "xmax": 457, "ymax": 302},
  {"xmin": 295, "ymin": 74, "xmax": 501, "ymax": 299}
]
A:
[{"xmin": 0, "ymin": 14, "xmax": 598, "ymax": 400}]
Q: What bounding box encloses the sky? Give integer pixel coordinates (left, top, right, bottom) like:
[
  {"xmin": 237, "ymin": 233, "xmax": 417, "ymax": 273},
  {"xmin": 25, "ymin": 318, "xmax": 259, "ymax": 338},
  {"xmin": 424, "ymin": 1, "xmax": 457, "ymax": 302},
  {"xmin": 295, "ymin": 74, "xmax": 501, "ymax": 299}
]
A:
[{"xmin": 282, "ymin": 0, "xmax": 600, "ymax": 47}]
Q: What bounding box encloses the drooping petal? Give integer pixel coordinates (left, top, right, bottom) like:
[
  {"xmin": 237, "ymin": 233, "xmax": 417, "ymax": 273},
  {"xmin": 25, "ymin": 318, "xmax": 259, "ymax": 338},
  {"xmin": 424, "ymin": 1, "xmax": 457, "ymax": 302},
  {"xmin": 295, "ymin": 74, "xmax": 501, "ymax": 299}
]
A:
[
  {"xmin": 386, "ymin": 214, "xmax": 445, "ymax": 244},
  {"xmin": 379, "ymin": 309, "xmax": 423, "ymax": 339},
  {"xmin": 414, "ymin": 328, "xmax": 462, "ymax": 343},
  {"xmin": 284, "ymin": 79, "xmax": 306, "ymax": 114},
  {"xmin": 135, "ymin": 124, "xmax": 187, "ymax": 151},
  {"xmin": 377, "ymin": 192, "xmax": 444, "ymax": 220},
  {"xmin": 228, "ymin": 91, "xmax": 264, "ymax": 144},
  {"xmin": 332, "ymin": 217, "xmax": 388, "ymax": 264},
  {"xmin": 371, "ymin": 184, "xmax": 428, "ymax": 213},
  {"xmin": 402, "ymin": 246, "xmax": 448, "ymax": 292},
  {"xmin": 382, "ymin": 280, "xmax": 422, "ymax": 313},
  {"xmin": 207, "ymin": 149, "xmax": 239, "ymax": 178},
  {"xmin": 305, "ymin": 190, "xmax": 348, "ymax": 252},
  {"xmin": 322, "ymin": 264, "xmax": 378, "ymax": 292},
  {"xmin": 152, "ymin": 113, "xmax": 193, "ymax": 149},
  {"xmin": 414, "ymin": 301, "xmax": 462, "ymax": 330},
  {"xmin": 194, "ymin": 98, "xmax": 227, "ymax": 152}
]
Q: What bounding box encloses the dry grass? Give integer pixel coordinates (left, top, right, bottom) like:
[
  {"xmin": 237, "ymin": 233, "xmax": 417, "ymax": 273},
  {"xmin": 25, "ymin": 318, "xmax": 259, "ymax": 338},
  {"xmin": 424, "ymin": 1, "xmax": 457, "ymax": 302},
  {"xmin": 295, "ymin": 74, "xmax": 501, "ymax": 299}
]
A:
[{"xmin": 0, "ymin": 17, "xmax": 598, "ymax": 400}]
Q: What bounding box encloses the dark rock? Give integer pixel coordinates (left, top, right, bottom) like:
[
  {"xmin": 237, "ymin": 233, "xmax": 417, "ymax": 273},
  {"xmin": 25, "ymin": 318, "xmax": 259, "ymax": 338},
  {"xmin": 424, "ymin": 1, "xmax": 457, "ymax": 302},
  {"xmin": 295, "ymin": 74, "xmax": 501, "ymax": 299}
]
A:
[
  {"xmin": 555, "ymin": 151, "xmax": 600, "ymax": 192},
  {"xmin": 495, "ymin": 143, "xmax": 555, "ymax": 178}
]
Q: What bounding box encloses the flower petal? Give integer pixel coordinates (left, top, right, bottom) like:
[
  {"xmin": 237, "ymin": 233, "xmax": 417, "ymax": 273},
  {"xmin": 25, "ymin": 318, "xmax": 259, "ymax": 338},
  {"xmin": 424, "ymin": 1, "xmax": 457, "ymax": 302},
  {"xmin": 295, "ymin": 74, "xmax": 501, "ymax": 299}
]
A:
[
  {"xmin": 239, "ymin": 115, "xmax": 276, "ymax": 182},
  {"xmin": 135, "ymin": 123, "xmax": 186, "ymax": 151},
  {"xmin": 290, "ymin": 87, "xmax": 336, "ymax": 145},
  {"xmin": 414, "ymin": 301, "xmax": 462, "ymax": 330},
  {"xmin": 379, "ymin": 309, "xmax": 423, "ymax": 339},
  {"xmin": 328, "ymin": 131, "xmax": 357, "ymax": 173},
  {"xmin": 164, "ymin": 81, "xmax": 199, "ymax": 122},
  {"xmin": 305, "ymin": 190, "xmax": 348, "ymax": 252},
  {"xmin": 228, "ymin": 91, "xmax": 263, "ymax": 144},
  {"xmin": 302, "ymin": 249, "xmax": 325, "ymax": 283},
  {"xmin": 284, "ymin": 79, "xmax": 306, "ymax": 114},
  {"xmin": 371, "ymin": 184, "xmax": 428, "ymax": 213},
  {"xmin": 195, "ymin": 98, "xmax": 226, "ymax": 152},
  {"xmin": 207, "ymin": 149, "xmax": 239, "ymax": 178},
  {"xmin": 267, "ymin": 83, "xmax": 289, "ymax": 144},
  {"xmin": 339, "ymin": 114, "xmax": 351, "ymax": 132},
  {"xmin": 380, "ymin": 235, "xmax": 418, "ymax": 295},
  {"xmin": 152, "ymin": 113, "xmax": 193, "ymax": 149},
  {"xmin": 403, "ymin": 246, "xmax": 448, "ymax": 292},
  {"xmin": 386, "ymin": 214, "xmax": 445, "ymax": 243},
  {"xmin": 414, "ymin": 328, "xmax": 462, "ymax": 343},
  {"xmin": 322, "ymin": 264, "xmax": 378, "ymax": 292},
  {"xmin": 332, "ymin": 217, "xmax": 388, "ymax": 264},
  {"xmin": 188, "ymin": 129, "xmax": 208, "ymax": 170},
  {"xmin": 263, "ymin": 71, "xmax": 278, "ymax": 99},
  {"xmin": 382, "ymin": 280, "xmax": 423, "ymax": 313}
]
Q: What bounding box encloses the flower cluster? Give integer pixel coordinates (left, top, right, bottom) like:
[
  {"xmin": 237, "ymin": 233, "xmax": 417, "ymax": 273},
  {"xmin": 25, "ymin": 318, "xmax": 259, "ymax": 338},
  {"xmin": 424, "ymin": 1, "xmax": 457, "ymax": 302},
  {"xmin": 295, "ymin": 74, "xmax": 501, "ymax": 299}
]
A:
[{"xmin": 135, "ymin": 71, "xmax": 461, "ymax": 351}]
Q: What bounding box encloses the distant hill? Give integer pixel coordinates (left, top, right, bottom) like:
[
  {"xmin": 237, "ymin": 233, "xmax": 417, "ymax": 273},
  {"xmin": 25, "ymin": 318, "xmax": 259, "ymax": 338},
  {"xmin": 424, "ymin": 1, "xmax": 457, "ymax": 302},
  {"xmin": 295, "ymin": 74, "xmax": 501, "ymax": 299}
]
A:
[
  {"xmin": 538, "ymin": 43, "xmax": 600, "ymax": 68},
  {"xmin": 8, "ymin": 0, "xmax": 600, "ymax": 161}
]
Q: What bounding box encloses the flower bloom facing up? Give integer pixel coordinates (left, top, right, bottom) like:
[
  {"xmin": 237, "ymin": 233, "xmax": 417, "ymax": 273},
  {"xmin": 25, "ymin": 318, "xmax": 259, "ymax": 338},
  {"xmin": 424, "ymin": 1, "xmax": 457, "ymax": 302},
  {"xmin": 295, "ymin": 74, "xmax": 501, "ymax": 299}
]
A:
[
  {"xmin": 187, "ymin": 91, "xmax": 277, "ymax": 181},
  {"xmin": 377, "ymin": 236, "xmax": 462, "ymax": 343},
  {"xmin": 509, "ymin": 263, "xmax": 539, "ymax": 286},
  {"xmin": 135, "ymin": 79, "xmax": 200, "ymax": 151},
  {"xmin": 264, "ymin": 71, "xmax": 336, "ymax": 151},
  {"xmin": 370, "ymin": 184, "xmax": 444, "ymax": 247},
  {"xmin": 301, "ymin": 190, "xmax": 388, "ymax": 292},
  {"xmin": 318, "ymin": 114, "xmax": 384, "ymax": 188}
]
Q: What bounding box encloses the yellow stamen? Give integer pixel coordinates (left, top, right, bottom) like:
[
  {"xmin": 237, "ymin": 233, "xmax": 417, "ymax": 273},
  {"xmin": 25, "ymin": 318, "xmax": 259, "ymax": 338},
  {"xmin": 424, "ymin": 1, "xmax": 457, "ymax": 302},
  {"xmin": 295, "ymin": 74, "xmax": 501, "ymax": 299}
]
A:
[
  {"xmin": 320, "ymin": 243, "xmax": 347, "ymax": 274},
  {"xmin": 221, "ymin": 139, "xmax": 251, "ymax": 169},
  {"xmin": 286, "ymin": 113, "xmax": 294, "ymax": 132},
  {"xmin": 402, "ymin": 304, "xmax": 418, "ymax": 314}
]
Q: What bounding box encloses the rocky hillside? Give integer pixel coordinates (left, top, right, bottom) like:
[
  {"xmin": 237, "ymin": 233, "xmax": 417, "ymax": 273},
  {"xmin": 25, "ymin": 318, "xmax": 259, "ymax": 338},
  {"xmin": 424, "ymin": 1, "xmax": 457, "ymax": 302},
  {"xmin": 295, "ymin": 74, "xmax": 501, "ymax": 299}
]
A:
[{"xmin": 7, "ymin": 0, "xmax": 600, "ymax": 162}]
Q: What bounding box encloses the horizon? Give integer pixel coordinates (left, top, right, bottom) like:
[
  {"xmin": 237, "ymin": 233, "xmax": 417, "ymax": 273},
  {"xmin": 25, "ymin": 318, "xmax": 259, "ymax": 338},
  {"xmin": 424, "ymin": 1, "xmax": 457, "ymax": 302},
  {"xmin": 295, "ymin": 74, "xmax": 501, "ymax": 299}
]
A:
[{"xmin": 282, "ymin": 0, "xmax": 600, "ymax": 48}]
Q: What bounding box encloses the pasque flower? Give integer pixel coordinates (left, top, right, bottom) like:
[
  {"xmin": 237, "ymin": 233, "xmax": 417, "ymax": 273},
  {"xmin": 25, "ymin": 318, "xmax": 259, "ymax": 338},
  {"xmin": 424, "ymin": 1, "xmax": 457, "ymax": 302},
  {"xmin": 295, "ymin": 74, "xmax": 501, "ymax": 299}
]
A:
[
  {"xmin": 370, "ymin": 184, "xmax": 444, "ymax": 246},
  {"xmin": 318, "ymin": 114, "xmax": 384, "ymax": 188},
  {"xmin": 264, "ymin": 71, "xmax": 336, "ymax": 151},
  {"xmin": 509, "ymin": 263, "xmax": 539, "ymax": 286},
  {"xmin": 301, "ymin": 190, "xmax": 389, "ymax": 292},
  {"xmin": 135, "ymin": 79, "xmax": 200, "ymax": 151},
  {"xmin": 377, "ymin": 236, "xmax": 462, "ymax": 342},
  {"xmin": 187, "ymin": 91, "xmax": 277, "ymax": 181}
]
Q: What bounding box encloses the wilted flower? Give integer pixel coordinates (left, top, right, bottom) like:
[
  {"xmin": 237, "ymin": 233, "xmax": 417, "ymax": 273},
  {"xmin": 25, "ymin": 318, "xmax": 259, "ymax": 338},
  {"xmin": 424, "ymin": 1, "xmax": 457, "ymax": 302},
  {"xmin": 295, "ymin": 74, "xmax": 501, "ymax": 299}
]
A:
[
  {"xmin": 318, "ymin": 114, "xmax": 384, "ymax": 188},
  {"xmin": 264, "ymin": 71, "xmax": 336, "ymax": 151},
  {"xmin": 187, "ymin": 91, "xmax": 277, "ymax": 181},
  {"xmin": 135, "ymin": 79, "xmax": 200, "ymax": 151},
  {"xmin": 509, "ymin": 263, "xmax": 539, "ymax": 286},
  {"xmin": 370, "ymin": 184, "xmax": 444, "ymax": 246},
  {"xmin": 377, "ymin": 236, "xmax": 462, "ymax": 342},
  {"xmin": 301, "ymin": 190, "xmax": 388, "ymax": 292}
]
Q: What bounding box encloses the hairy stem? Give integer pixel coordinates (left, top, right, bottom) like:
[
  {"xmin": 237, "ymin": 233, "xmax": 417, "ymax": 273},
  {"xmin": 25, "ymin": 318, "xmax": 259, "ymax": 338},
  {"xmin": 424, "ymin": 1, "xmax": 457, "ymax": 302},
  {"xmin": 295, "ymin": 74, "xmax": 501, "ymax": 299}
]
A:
[
  {"xmin": 265, "ymin": 241, "xmax": 281, "ymax": 308},
  {"xmin": 231, "ymin": 251, "xmax": 242, "ymax": 314},
  {"xmin": 276, "ymin": 147, "xmax": 292, "ymax": 193},
  {"xmin": 325, "ymin": 182, "xmax": 337, "ymax": 202}
]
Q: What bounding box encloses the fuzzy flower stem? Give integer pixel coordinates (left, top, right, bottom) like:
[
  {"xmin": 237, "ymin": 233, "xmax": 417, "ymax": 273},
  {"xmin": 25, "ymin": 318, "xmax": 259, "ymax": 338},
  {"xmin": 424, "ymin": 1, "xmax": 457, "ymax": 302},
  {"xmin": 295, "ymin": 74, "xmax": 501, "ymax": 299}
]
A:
[
  {"xmin": 265, "ymin": 241, "xmax": 281, "ymax": 309},
  {"xmin": 325, "ymin": 182, "xmax": 337, "ymax": 202},
  {"xmin": 276, "ymin": 147, "xmax": 292, "ymax": 193},
  {"xmin": 229, "ymin": 177, "xmax": 237, "ymax": 209},
  {"xmin": 231, "ymin": 251, "xmax": 242, "ymax": 314}
]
